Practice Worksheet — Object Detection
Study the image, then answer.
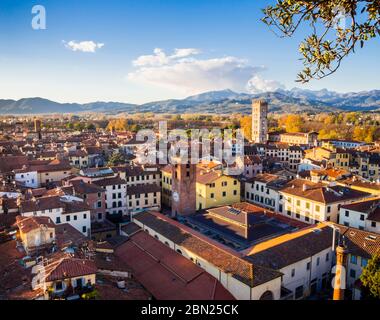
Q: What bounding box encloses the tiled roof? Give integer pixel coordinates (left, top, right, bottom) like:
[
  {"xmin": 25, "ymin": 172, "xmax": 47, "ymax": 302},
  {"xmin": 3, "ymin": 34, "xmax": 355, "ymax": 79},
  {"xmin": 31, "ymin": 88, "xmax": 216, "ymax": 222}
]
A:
[
  {"xmin": 133, "ymin": 211, "xmax": 282, "ymax": 287},
  {"xmin": 280, "ymin": 179, "xmax": 370, "ymax": 204},
  {"xmin": 20, "ymin": 195, "xmax": 90, "ymax": 214},
  {"xmin": 127, "ymin": 184, "xmax": 161, "ymax": 196},
  {"xmin": 245, "ymin": 224, "xmax": 333, "ymax": 269},
  {"xmin": 15, "ymin": 216, "xmax": 55, "ymax": 233},
  {"xmin": 115, "ymin": 230, "xmax": 235, "ymax": 300},
  {"xmin": 45, "ymin": 257, "xmax": 97, "ymax": 282},
  {"xmin": 93, "ymin": 176, "xmax": 127, "ymax": 187}
]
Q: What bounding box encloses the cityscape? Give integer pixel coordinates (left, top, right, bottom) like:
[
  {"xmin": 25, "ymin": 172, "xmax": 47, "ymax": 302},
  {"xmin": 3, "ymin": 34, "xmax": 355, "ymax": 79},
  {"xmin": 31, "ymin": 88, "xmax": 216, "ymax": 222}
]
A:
[{"xmin": 0, "ymin": 0, "xmax": 380, "ymax": 306}]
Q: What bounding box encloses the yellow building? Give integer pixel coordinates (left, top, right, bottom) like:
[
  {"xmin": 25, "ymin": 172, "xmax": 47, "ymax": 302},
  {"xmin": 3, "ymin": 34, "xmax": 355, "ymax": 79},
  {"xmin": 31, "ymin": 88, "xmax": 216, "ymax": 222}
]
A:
[
  {"xmin": 196, "ymin": 171, "xmax": 241, "ymax": 210},
  {"xmin": 161, "ymin": 164, "xmax": 241, "ymax": 210}
]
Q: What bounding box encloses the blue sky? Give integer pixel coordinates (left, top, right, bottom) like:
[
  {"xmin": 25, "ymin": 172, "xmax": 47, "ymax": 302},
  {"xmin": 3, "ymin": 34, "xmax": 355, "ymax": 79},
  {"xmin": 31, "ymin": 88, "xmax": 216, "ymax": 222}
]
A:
[{"xmin": 0, "ymin": 0, "xmax": 379, "ymax": 104}]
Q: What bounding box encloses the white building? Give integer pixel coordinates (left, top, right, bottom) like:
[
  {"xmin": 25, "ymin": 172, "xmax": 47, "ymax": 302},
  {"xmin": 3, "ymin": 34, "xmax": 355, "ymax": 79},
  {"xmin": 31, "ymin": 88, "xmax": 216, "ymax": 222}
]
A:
[
  {"xmin": 244, "ymin": 224, "xmax": 334, "ymax": 299},
  {"xmin": 15, "ymin": 170, "xmax": 38, "ymax": 188},
  {"xmin": 19, "ymin": 195, "xmax": 91, "ymax": 236},
  {"xmin": 339, "ymin": 198, "xmax": 380, "ymax": 233},
  {"xmin": 245, "ymin": 173, "xmax": 289, "ymax": 212},
  {"xmin": 93, "ymin": 175, "xmax": 127, "ymax": 216},
  {"xmin": 278, "ymin": 179, "xmax": 371, "ymax": 224}
]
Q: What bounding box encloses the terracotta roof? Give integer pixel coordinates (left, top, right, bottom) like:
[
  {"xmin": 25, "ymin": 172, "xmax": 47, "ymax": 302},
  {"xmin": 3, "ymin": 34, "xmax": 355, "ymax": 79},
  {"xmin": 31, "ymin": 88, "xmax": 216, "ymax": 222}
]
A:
[
  {"xmin": 16, "ymin": 216, "xmax": 55, "ymax": 234},
  {"xmin": 280, "ymin": 179, "xmax": 370, "ymax": 204},
  {"xmin": 70, "ymin": 180, "xmax": 105, "ymax": 194},
  {"xmin": 245, "ymin": 224, "xmax": 333, "ymax": 269},
  {"xmin": 133, "ymin": 211, "xmax": 282, "ymax": 287},
  {"xmin": 127, "ymin": 184, "xmax": 161, "ymax": 196},
  {"xmin": 45, "ymin": 257, "xmax": 97, "ymax": 282},
  {"xmin": 55, "ymin": 223, "xmax": 87, "ymax": 249},
  {"xmin": 93, "ymin": 176, "xmax": 127, "ymax": 187},
  {"xmin": 20, "ymin": 195, "xmax": 90, "ymax": 214},
  {"xmin": 334, "ymin": 224, "xmax": 380, "ymax": 259},
  {"xmin": 115, "ymin": 231, "xmax": 235, "ymax": 300}
]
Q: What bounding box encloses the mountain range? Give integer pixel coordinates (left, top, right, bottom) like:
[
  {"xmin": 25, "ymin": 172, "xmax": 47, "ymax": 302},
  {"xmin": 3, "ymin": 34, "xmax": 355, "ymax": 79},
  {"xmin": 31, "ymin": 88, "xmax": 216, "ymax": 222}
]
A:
[{"xmin": 1, "ymin": 88, "xmax": 380, "ymax": 115}]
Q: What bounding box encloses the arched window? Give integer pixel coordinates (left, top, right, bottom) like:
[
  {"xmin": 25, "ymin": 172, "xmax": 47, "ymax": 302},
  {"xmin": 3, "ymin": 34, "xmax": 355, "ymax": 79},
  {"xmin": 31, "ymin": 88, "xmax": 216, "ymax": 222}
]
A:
[{"xmin": 259, "ymin": 291, "xmax": 274, "ymax": 300}]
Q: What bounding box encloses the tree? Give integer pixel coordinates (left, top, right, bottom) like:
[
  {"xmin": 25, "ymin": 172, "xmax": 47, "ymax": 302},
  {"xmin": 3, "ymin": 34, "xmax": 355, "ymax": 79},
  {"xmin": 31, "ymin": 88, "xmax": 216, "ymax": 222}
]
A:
[
  {"xmin": 262, "ymin": 1, "xmax": 380, "ymax": 82},
  {"xmin": 240, "ymin": 116, "xmax": 252, "ymax": 140},
  {"xmin": 279, "ymin": 114, "xmax": 304, "ymax": 133},
  {"xmin": 107, "ymin": 152, "xmax": 126, "ymax": 166},
  {"xmin": 360, "ymin": 254, "xmax": 380, "ymax": 299}
]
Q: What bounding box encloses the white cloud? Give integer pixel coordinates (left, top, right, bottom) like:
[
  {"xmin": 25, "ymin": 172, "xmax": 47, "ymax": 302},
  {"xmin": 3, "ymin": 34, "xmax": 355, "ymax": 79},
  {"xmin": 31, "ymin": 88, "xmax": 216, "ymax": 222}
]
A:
[
  {"xmin": 63, "ymin": 40, "xmax": 105, "ymax": 53},
  {"xmin": 246, "ymin": 75, "xmax": 285, "ymax": 94},
  {"xmin": 128, "ymin": 48, "xmax": 284, "ymax": 95}
]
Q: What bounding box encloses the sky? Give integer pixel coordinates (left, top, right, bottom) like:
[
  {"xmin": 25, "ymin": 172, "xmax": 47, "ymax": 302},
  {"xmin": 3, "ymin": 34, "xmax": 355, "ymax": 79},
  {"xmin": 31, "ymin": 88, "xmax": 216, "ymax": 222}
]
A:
[{"xmin": 0, "ymin": 0, "xmax": 379, "ymax": 104}]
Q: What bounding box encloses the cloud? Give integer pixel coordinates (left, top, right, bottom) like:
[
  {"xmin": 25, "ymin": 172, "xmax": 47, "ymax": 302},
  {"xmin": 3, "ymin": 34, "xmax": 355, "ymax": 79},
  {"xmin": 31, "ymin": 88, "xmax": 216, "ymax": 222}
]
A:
[
  {"xmin": 63, "ymin": 40, "xmax": 105, "ymax": 53},
  {"xmin": 246, "ymin": 75, "xmax": 285, "ymax": 94},
  {"xmin": 128, "ymin": 48, "xmax": 284, "ymax": 95}
]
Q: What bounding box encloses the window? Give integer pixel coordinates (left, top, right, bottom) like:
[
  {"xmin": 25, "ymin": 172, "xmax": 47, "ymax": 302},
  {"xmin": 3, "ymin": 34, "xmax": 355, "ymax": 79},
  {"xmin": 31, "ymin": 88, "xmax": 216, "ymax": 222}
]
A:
[
  {"xmin": 222, "ymin": 191, "xmax": 226, "ymax": 197},
  {"xmin": 98, "ymin": 213, "xmax": 102, "ymax": 220},
  {"xmin": 82, "ymin": 226, "xmax": 87, "ymax": 233},
  {"xmin": 210, "ymin": 193, "xmax": 215, "ymax": 199},
  {"xmin": 350, "ymin": 269, "xmax": 356, "ymax": 278},
  {"xmin": 83, "ymin": 214, "xmax": 87, "ymax": 219},
  {"xmin": 317, "ymin": 257, "xmax": 320, "ymax": 266},
  {"xmin": 327, "ymin": 206, "xmax": 331, "ymax": 213},
  {"xmin": 176, "ymin": 249, "xmax": 182, "ymax": 255},
  {"xmin": 306, "ymin": 262, "xmax": 311, "ymax": 270},
  {"xmin": 296, "ymin": 200, "xmax": 301, "ymax": 207},
  {"xmin": 371, "ymin": 221, "xmax": 377, "ymax": 228},
  {"xmin": 361, "ymin": 258, "xmax": 368, "ymax": 267},
  {"xmin": 66, "ymin": 215, "xmax": 71, "ymax": 222},
  {"xmin": 295, "ymin": 286, "xmax": 304, "ymax": 299},
  {"xmin": 74, "ymin": 215, "xmax": 77, "ymax": 221},
  {"xmin": 291, "ymin": 269, "xmax": 295, "ymax": 277},
  {"xmin": 345, "ymin": 210, "xmax": 349, "ymax": 217},
  {"xmin": 234, "ymin": 180, "xmax": 237, "ymax": 185},
  {"xmin": 56, "ymin": 217, "xmax": 61, "ymax": 224},
  {"xmin": 360, "ymin": 214, "xmax": 365, "ymax": 221},
  {"xmin": 326, "ymin": 253, "xmax": 330, "ymax": 262},
  {"xmin": 350, "ymin": 255, "xmax": 357, "ymax": 265},
  {"xmin": 315, "ymin": 205, "xmax": 320, "ymax": 212},
  {"xmin": 97, "ymin": 201, "xmax": 102, "ymax": 208},
  {"xmin": 233, "ymin": 190, "xmax": 237, "ymax": 196},
  {"xmin": 55, "ymin": 281, "xmax": 63, "ymax": 291},
  {"xmin": 306, "ymin": 202, "xmax": 310, "ymax": 209}
]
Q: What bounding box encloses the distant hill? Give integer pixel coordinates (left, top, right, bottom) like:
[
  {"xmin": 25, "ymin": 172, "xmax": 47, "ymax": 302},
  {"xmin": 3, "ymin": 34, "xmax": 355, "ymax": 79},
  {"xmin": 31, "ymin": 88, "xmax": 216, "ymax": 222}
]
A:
[{"xmin": 1, "ymin": 88, "xmax": 380, "ymax": 115}]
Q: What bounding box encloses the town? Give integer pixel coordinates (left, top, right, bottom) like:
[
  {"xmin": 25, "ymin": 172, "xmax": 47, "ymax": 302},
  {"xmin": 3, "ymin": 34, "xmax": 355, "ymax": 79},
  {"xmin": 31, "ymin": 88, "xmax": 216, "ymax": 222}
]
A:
[{"xmin": 0, "ymin": 99, "xmax": 379, "ymax": 301}]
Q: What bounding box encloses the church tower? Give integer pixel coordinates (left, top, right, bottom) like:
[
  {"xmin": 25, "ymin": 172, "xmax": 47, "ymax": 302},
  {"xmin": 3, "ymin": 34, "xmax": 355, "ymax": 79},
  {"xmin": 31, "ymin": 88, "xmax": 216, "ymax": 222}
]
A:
[
  {"xmin": 333, "ymin": 237, "xmax": 349, "ymax": 300},
  {"xmin": 171, "ymin": 159, "xmax": 196, "ymax": 217},
  {"xmin": 251, "ymin": 100, "xmax": 268, "ymax": 143}
]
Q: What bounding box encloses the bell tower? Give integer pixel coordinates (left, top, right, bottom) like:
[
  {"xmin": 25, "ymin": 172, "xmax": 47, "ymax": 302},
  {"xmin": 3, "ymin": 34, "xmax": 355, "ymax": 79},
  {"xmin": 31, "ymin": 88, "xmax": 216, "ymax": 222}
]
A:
[
  {"xmin": 333, "ymin": 236, "xmax": 349, "ymax": 301},
  {"xmin": 171, "ymin": 159, "xmax": 196, "ymax": 217}
]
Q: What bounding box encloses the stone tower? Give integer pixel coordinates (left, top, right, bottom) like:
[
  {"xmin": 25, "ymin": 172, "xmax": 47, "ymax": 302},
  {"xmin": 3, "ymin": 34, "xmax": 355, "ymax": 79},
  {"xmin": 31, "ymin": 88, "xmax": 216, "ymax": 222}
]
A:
[
  {"xmin": 171, "ymin": 159, "xmax": 196, "ymax": 217},
  {"xmin": 333, "ymin": 237, "xmax": 349, "ymax": 301},
  {"xmin": 34, "ymin": 118, "xmax": 42, "ymax": 139},
  {"xmin": 251, "ymin": 100, "xmax": 268, "ymax": 143}
]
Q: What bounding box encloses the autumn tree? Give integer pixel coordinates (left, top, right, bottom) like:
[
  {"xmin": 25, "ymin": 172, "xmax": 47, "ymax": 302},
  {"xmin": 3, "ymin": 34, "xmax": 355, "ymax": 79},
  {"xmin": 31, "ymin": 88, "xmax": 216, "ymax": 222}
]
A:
[
  {"xmin": 240, "ymin": 116, "xmax": 252, "ymax": 140},
  {"xmin": 279, "ymin": 114, "xmax": 304, "ymax": 133},
  {"xmin": 262, "ymin": 1, "xmax": 380, "ymax": 82},
  {"xmin": 360, "ymin": 254, "xmax": 380, "ymax": 300}
]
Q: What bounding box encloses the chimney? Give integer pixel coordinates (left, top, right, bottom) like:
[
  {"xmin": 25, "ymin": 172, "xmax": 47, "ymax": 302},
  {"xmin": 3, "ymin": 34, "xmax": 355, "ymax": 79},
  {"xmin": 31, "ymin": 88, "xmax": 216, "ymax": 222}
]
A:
[
  {"xmin": 302, "ymin": 184, "xmax": 308, "ymax": 192},
  {"xmin": 333, "ymin": 237, "xmax": 349, "ymax": 301}
]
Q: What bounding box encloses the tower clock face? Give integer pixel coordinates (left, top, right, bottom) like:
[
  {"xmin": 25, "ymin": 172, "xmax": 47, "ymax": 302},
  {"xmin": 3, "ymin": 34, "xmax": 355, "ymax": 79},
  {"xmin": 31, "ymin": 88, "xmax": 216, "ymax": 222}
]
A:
[{"xmin": 172, "ymin": 192, "xmax": 180, "ymax": 203}]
